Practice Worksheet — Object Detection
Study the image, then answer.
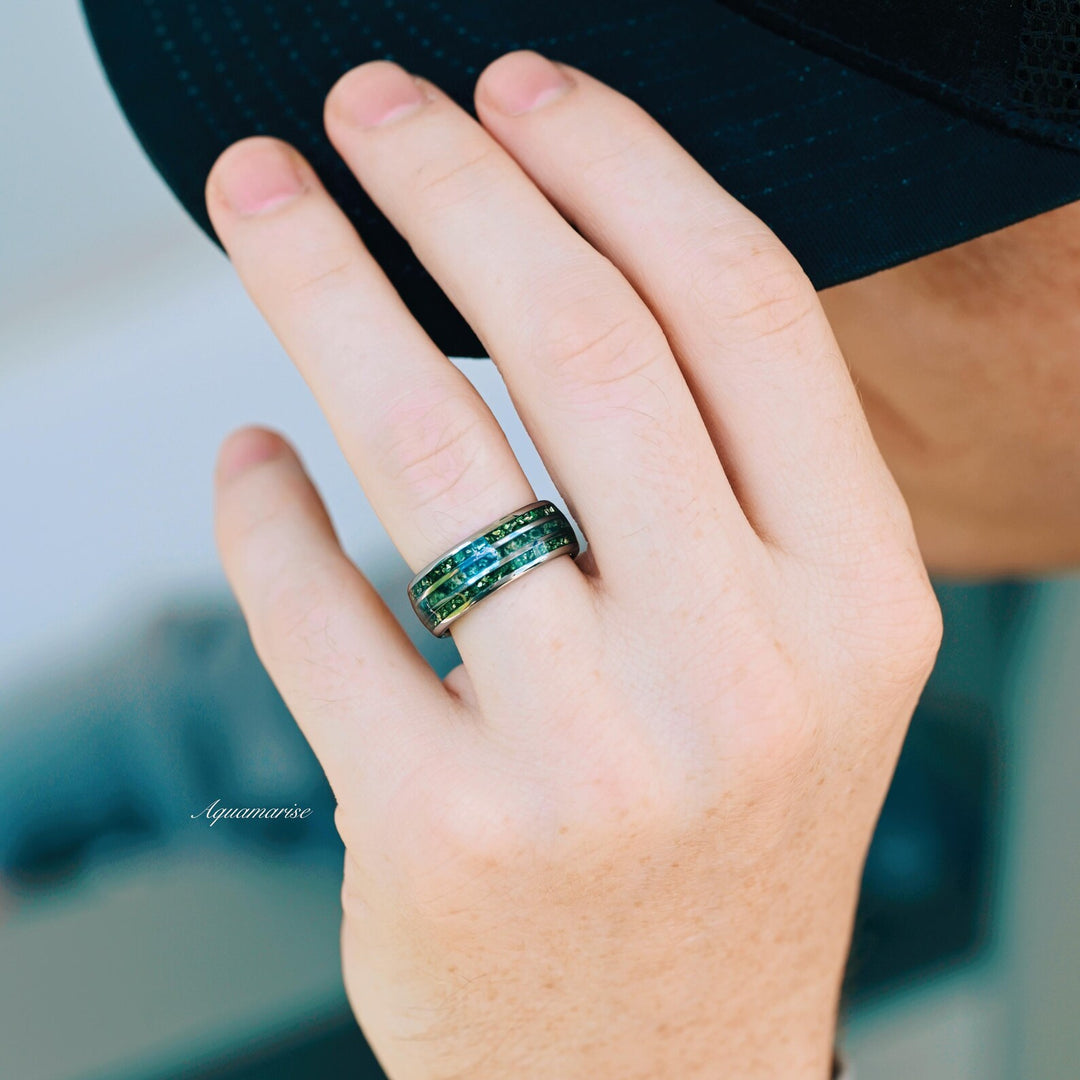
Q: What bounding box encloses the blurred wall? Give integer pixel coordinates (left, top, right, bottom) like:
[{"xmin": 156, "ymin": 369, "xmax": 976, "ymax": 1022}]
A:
[{"xmin": 0, "ymin": 1, "xmax": 551, "ymax": 697}]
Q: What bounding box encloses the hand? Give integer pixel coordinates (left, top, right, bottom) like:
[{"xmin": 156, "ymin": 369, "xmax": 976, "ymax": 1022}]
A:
[{"xmin": 205, "ymin": 51, "xmax": 941, "ymax": 1080}]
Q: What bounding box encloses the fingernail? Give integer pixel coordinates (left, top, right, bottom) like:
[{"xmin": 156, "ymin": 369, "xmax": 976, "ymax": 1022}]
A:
[
  {"xmin": 481, "ymin": 51, "xmax": 572, "ymax": 116},
  {"xmin": 217, "ymin": 429, "xmax": 286, "ymax": 482},
  {"xmin": 213, "ymin": 138, "xmax": 306, "ymax": 216},
  {"xmin": 331, "ymin": 60, "xmax": 427, "ymax": 128}
]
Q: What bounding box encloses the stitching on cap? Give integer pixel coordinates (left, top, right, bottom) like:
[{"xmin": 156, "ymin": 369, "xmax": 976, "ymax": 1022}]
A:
[
  {"xmin": 143, "ymin": 0, "xmax": 231, "ymax": 142},
  {"xmin": 214, "ymin": 2, "xmax": 321, "ymax": 149},
  {"xmin": 650, "ymin": 63, "xmax": 828, "ymax": 115},
  {"xmin": 715, "ymin": 83, "xmax": 855, "ymax": 132},
  {"xmin": 262, "ymin": 0, "xmax": 336, "ymax": 92},
  {"xmin": 184, "ymin": 0, "xmax": 261, "ymax": 128},
  {"xmin": 302, "ymin": 1, "xmax": 345, "ymax": 62},
  {"xmin": 811, "ymin": 128, "xmax": 998, "ymax": 217},
  {"xmin": 738, "ymin": 117, "xmax": 967, "ymax": 203},
  {"xmin": 713, "ymin": 99, "xmax": 919, "ymax": 171},
  {"xmin": 324, "ymin": 0, "xmax": 476, "ymax": 71}
]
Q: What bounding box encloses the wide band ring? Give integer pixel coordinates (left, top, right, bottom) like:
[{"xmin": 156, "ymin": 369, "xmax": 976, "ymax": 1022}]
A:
[{"xmin": 407, "ymin": 500, "xmax": 579, "ymax": 637}]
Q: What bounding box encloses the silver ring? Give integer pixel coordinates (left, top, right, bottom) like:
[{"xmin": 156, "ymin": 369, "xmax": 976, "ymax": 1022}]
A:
[{"xmin": 406, "ymin": 500, "xmax": 579, "ymax": 636}]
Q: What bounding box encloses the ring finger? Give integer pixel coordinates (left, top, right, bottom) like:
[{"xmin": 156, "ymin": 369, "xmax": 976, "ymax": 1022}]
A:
[{"xmin": 205, "ymin": 134, "xmax": 589, "ymax": 675}]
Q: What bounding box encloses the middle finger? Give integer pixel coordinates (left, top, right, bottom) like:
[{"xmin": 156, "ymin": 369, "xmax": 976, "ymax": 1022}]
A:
[{"xmin": 323, "ymin": 61, "xmax": 753, "ymax": 582}]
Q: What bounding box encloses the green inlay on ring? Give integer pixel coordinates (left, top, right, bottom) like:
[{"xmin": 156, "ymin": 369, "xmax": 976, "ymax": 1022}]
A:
[
  {"xmin": 407, "ymin": 500, "xmax": 579, "ymax": 636},
  {"xmin": 415, "ymin": 529, "xmax": 576, "ymax": 626},
  {"xmin": 416, "ymin": 517, "xmax": 571, "ymax": 611},
  {"xmin": 409, "ymin": 502, "xmax": 559, "ymax": 599}
]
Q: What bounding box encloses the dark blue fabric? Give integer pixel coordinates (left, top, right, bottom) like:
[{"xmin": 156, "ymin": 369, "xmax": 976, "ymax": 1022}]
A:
[
  {"xmin": 81, "ymin": 0, "xmax": 1080, "ymax": 360},
  {"xmin": 727, "ymin": 0, "xmax": 1080, "ymax": 149}
]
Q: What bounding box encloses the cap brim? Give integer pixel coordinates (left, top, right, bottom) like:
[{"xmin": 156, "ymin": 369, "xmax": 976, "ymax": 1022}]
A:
[{"xmin": 81, "ymin": 0, "xmax": 1080, "ymax": 358}]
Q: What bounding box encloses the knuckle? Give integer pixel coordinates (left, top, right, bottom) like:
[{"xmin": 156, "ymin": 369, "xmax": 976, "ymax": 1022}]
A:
[
  {"xmin": 593, "ymin": 736, "xmax": 698, "ymax": 833},
  {"xmin": 424, "ymin": 786, "xmax": 523, "ymax": 870},
  {"xmin": 260, "ymin": 577, "xmax": 373, "ymax": 704},
  {"xmin": 284, "ymin": 254, "xmax": 361, "ymax": 303},
  {"xmin": 267, "ymin": 580, "xmax": 334, "ymax": 651},
  {"xmin": 889, "ymin": 580, "xmax": 944, "ymax": 672},
  {"xmin": 844, "ymin": 554, "xmax": 944, "ymax": 688},
  {"xmin": 413, "ymin": 147, "xmax": 502, "ymax": 215},
  {"xmin": 537, "ymin": 301, "xmax": 670, "ymax": 396},
  {"xmin": 374, "ymin": 387, "xmax": 491, "ymax": 510},
  {"xmin": 393, "ymin": 781, "xmax": 533, "ymax": 915},
  {"xmin": 691, "ymin": 233, "xmax": 818, "ymax": 347},
  {"xmin": 576, "ymin": 127, "xmax": 657, "ymax": 191},
  {"xmin": 253, "ymin": 573, "xmax": 340, "ymax": 667}
]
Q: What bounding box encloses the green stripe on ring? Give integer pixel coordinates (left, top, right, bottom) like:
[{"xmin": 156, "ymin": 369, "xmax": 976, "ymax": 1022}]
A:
[{"xmin": 406, "ymin": 501, "xmax": 579, "ymax": 637}]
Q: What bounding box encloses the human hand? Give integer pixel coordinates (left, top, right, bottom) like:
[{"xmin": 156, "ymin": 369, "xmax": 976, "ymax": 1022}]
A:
[{"xmin": 205, "ymin": 51, "xmax": 941, "ymax": 1080}]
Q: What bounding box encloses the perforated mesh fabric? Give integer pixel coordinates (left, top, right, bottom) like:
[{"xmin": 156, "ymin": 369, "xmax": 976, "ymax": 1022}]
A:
[
  {"xmin": 726, "ymin": 0, "xmax": 1080, "ymax": 151},
  {"xmin": 1017, "ymin": 0, "xmax": 1080, "ymax": 123}
]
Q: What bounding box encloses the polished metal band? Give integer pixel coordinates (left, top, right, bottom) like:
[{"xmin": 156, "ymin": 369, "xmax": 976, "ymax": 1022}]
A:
[{"xmin": 407, "ymin": 500, "xmax": 579, "ymax": 637}]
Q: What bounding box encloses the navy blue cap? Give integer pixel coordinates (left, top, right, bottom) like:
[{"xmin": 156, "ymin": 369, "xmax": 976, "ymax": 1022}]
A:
[{"xmin": 81, "ymin": 0, "xmax": 1080, "ymax": 358}]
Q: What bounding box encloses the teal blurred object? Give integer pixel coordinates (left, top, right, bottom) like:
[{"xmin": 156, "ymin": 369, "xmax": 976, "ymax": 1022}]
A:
[
  {"xmin": 0, "ymin": 601, "xmax": 338, "ymax": 888},
  {"xmin": 845, "ymin": 580, "xmax": 1033, "ymax": 1001},
  {"xmin": 177, "ymin": 1015, "xmax": 383, "ymax": 1080}
]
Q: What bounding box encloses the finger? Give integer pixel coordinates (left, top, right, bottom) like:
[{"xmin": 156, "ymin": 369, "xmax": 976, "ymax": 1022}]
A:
[
  {"xmin": 204, "ymin": 135, "xmax": 533, "ymax": 574},
  {"xmin": 204, "ymin": 135, "xmax": 593, "ymax": 664},
  {"xmin": 322, "ymin": 61, "xmax": 755, "ymax": 585},
  {"xmin": 213, "ymin": 426, "xmax": 451, "ymax": 796},
  {"xmin": 475, "ymin": 52, "xmax": 912, "ymax": 560}
]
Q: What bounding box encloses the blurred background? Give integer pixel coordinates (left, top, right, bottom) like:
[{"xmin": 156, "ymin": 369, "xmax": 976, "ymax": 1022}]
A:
[{"xmin": 2, "ymin": 3, "xmax": 1078, "ymax": 1078}]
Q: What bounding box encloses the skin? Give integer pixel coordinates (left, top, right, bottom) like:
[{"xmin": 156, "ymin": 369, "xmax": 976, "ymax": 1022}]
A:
[
  {"xmin": 205, "ymin": 52, "xmax": 941, "ymax": 1080},
  {"xmin": 821, "ymin": 200, "xmax": 1080, "ymax": 576}
]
